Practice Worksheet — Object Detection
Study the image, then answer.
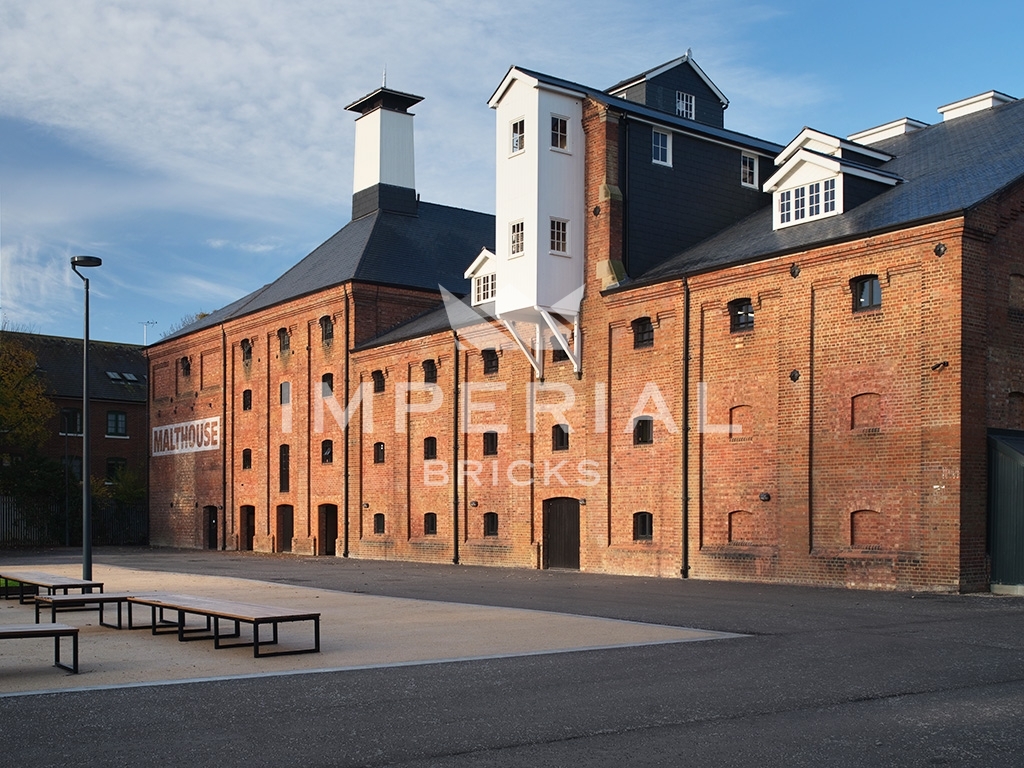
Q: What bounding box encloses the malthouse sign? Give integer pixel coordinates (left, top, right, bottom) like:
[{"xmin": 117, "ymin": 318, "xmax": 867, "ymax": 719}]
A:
[{"xmin": 152, "ymin": 417, "xmax": 221, "ymax": 457}]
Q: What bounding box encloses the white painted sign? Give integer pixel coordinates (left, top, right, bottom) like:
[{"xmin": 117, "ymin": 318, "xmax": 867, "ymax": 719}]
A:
[{"xmin": 152, "ymin": 417, "xmax": 220, "ymax": 457}]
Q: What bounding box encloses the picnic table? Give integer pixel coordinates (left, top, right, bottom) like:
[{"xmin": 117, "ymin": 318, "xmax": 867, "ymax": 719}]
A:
[
  {"xmin": 127, "ymin": 594, "xmax": 321, "ymax": 657},
  {"xmin": 0, "ymin": 570, "xmax": 104, "ymax": 605}
]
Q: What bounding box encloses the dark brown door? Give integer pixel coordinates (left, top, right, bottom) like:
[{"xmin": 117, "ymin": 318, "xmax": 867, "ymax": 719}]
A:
[
  {"xmin": 242, "ymin": 506, "xmax": 255, "ymax": 551},
  {"xmin": 205, "ymin": 506, "xmax": 218, "ymax": 549},
  {"xmin": 543, "ymin": 497, "xmax": 580, "ymax": 569}
]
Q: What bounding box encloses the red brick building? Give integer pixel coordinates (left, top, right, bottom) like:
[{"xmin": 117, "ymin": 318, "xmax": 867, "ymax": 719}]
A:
[{"xmin": 148, "ymin": 56, "xmax": 1024, "ymax": 591}]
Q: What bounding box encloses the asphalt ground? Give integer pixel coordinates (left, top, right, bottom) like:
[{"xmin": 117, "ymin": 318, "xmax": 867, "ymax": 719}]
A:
[{"xmin": 2, "ymin": 546, "xmax": 1024, "ymax": 767}]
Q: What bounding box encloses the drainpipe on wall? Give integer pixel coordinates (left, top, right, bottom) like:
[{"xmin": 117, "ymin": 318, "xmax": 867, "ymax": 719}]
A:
[
  {"xmin": 221, "ymin": 325, "xmax": 228, "ymax": 550},
  {"xmin": 681, "ymin": 279, "xmax": 690, "ymax": 578},
  {"xmin": 452, "ymin": 331, "xmax": 460, "ymax": 565},
  {"xmin": 343, "ymin": 288, "xmax": 351, "ymax": 557}
]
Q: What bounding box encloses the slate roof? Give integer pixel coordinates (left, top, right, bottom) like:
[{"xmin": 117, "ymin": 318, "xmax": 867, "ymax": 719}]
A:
[
  {"xmin": 355, "ymin": 298, "xmax": 497, "ymax": 351},
  {"xmin": 502, "ymin": 66, "xmax": 781, "ymax": 157},
  {"xmin": 158, "ymin": 201, "xmax": 495, "ymax": 343},
  {"xmin": 637, "ymin": 97, "xmax": 1024, "ymax": 286},
  {"xmin": 5, "ymin": 331, "xmax": 147, "ymax": 403}
]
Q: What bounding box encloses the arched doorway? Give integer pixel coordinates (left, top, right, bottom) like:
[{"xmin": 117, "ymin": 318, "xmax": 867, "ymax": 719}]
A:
[
  {"xmin": 319, "ymin": 504, "xmax": 338, "ymax": 556},
  {"xmin": 543, "ymin": 497, "xmax": 580, "ymax": 569},
  {"xmin": 276, "ymin": 505, "xmax": 294, "ymax": 552}
]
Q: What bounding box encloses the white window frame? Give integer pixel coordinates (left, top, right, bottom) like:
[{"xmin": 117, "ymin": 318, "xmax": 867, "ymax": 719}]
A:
[
  {"xmin": 824, "ymin": 178, "xmax": 836, "ymax": 212},
  {"xmin": 474, "ymin": 273, "xmax": 496, "ymax": 304},
  {"xmin": 511, "ymin": 118, "xmax": 525, "ymax": 155},
  {"xmin": 510, "ymin": 221, "xmax": 524, "ymax": 256},
  {"xmin": 779, "ymin": 190, "xmax": 792, "ymax": 224},
  {"xmin": 741, "ymin": 153, "xmax": 758, "ymax": 188},
  {"xmin": 774, "ymin": 176, "xmax": 841, "ymax": 229},
  {"xmin": 550, "ymin": 115, "xmax": 568, "ymax": 152},
  {"xmin": 676, "ymin": 91, "xmax": 695, "ymax": 120},
  {"xmin": 550, "ymin": 218, "xmax": 568, "ymax": 255},
  {"xmin": 652, "ymin": 129, "xmax": 671, "ymax": 166}
]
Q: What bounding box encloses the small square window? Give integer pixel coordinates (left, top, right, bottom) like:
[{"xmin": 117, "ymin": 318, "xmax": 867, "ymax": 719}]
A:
[
  {"xmin": 652, "ymin": 129, "xmax": 671, "ymax": 165},
  {"xmin": 633, "ymin": 417, "xmax": 653, "ymax": 445},
  {"xmin": 106, "ymin": 457, "xmax": 127, "ymax": 481},
  {"xmin": 551, "ymin": 116, "xmax": 567, "ymax": 150},
  {"xmin": 483, "ymin": 431, "xmax": 498, "ymax": 456},
  {"xmin": 729, "ymin": 299, "xmax": 754, "ymax": 332},
  {"xmin": 373, "ymin": 442, "xmax": 385, "ymax": 464},
  {"xmin": 511, "ymin": 119, "xmax": 525, "ymax": 154},
  {"xmin": 552, "ymin": 346, "xmax": 569, "ymax": 363},
  {"xmin": 106, "ymin": 411, "xmax": 127, "ymax": 437},
  {"xmin": 552, "ymin": 424, "xmax": 570, "ymax": 451},
  {"xmin": 482, "ymin": 349, "xmax": 499, "ymax": 375},
  {"xmin": 483, "ymin": 512, "xmax": 499, "ymax": 537},
  {"xmin": 675, "ymin": 91, "xmax": 694, "ymax": 120},
  {"xmin": 852, "ymin": 275, "xmax": 882, "ymax": 311},
  {"xmin": 60, "ymin": 408, "xmax": 82, "ymax": 436}
]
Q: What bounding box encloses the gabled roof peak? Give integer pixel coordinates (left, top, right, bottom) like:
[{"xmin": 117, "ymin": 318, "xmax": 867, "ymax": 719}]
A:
[{"xmin": 605, "ymin": 50, "xmax": 728, "ymax": 109}]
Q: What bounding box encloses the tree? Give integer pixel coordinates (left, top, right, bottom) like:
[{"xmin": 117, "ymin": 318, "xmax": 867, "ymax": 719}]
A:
[
  {"xmin": 161, "ymin": 311, "xmax": 210, "ymax": 338},
  {"xmin": 0, "ymin": 331, "xmax": 55, "ymax": 450}
]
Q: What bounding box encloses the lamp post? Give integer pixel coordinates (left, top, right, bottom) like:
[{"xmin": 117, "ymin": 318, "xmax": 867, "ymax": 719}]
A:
[{"xmin": 71, "ymin": 255, "xmax": 102, "ymax": 580}]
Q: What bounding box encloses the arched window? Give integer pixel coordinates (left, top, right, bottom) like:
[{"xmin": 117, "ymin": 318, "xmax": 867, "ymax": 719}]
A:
[
  {"xmin": 180, "ymin": 356, "xmax": 192, "ymax": 377},
  {"xmin": 851, "ymin": 393, "xmax": 881, "ymax": 430},
  {"xmin": 240, "ymin": 338, "xmax": 253, "ymax": 364},
  {"xmin": 633, "ymin": 512, "xmax": 653, "ymax": 541},
  {"xmin": 321, "ymin": 439, "xmax": 333, "ymax": 464},
  {"xmin": 242, "ymin": 389, "xmax": 252, "ymax": 411},
  {"xmin": 280, "ymin": 381, "xmax": 291, "ymax": 405},
  {"xmin": 728, "ymin": 298, "xmax": 754, "ymax": 332},
  {"xmin": 423, "ymin": 436, "xmax": 437, "ymax": 460},
  {"xmin": 320, "ymin": 315, "xmax": 334, "ymax": 344},
  {"xmin": 321, "ymin": 373, "xmax": 334, "ymax": 397},
  {"xmin": 241, "ymin": 449, "xmax": 252, "ymax": 470},
  {"xmin": 373, "ymin": 513, "xmax": 385, "ymax": 535},
  {"xmin": 277, "ymin": 327, "xmax": 291, "ymax": 353},
  {"xmin": 483, "ymin": 512, "xmax": 499, "ymax": 537},
  {"xmin": 423, "ymin": 359, "xmax": 437, "ymax": 383},
  {"xmin": 373, "ymin": 442, "xmax": 385, "ymax": 464},
  {"xmin": 631, "ymin": 317, "xmax": 654, "ymax": 348},
  {"xmin": 729, "ymin": 405, "xmax": 752, "ymax": 439},
  {"xmin": 372, "ymin": 370, "xmax": 385, "ymax": 393},
  {"xmin": 633, "ymin": 416, "xmax": 653, "ymax": 445},
  {"xmin": 424, "ymin": 513, "xmax": 437, "ymax": 536},
  {"xmin": 279, "ymin": 445, "xmax": 290, "ymax": 492}
]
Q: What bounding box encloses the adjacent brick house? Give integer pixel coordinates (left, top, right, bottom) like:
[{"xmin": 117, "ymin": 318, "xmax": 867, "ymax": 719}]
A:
[{"xmin": 148, "ymin": 55, "xmax": 1024, "ymax": 591}]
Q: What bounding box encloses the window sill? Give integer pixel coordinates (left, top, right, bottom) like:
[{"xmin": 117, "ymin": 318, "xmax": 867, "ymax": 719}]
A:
[
  {"xmin": 548, "ymin": 251, "xmax": 571, "ymax": 259},
  {"xmin": 104, "ymin": 434, "xmax": 130, "ymax": 440},
  {"xmin": 549, "ymin": 147, "xmax": 571, "ymax": 156}
]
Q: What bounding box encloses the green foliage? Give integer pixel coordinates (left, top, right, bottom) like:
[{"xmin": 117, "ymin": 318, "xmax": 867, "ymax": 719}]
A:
[{"xmin": 0, "ymin": 332, "xmax": 55, "ymax": 449}]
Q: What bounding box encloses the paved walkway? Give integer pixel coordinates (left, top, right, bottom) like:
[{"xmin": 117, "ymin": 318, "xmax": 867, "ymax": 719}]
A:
[{"xmin": 1, "ymin": 562, "xmax": 738, "ymax": 695}]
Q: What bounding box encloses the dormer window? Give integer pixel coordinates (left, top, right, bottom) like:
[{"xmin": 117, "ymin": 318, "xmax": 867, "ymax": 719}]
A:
[
  {"xmin": 675, "ymin": 91, "xmax": 694, "ymax": 120},
  {"xmin": 474, "ymin": 273, "xmax": 496, "ymax": 304},
  {"xmin": 775, "ymin": 178, "xmax": 838, "ymax": 229}
]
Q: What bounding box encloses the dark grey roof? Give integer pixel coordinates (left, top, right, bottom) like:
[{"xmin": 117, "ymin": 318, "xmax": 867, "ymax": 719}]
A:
[
  {"xmin": 638, "ymin": 97, "xmax": 1024, "ymax": 285},
  {"xmin": 355, "ymin": 297, "xmax": 498, "ymax": 351},
  {"xmin": 505, "ymin": 66, "xmax": 781, "ymax": 157},
  {"xmin": 4, "ymin": 331, "xmax": 147, "ymax": 403},
  {"xmin": 158, "ymin": 201, "xmax": 495, "ymax": 343}
]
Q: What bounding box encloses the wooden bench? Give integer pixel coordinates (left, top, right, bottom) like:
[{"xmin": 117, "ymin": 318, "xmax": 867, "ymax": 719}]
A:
[
  {"xmin": 0, "ymin": 623, "xmax": 79, "ymax": 673},
  {"xmin": 1, "ymin": 570, "xmax": 104, "ymax": 605},
  {"xmin": 34, "ymin": 592, "xmax": 152, "ymax": 629},
  {"xmin": 127, "ymin": 595, "xmax": 320, "ymax": 658}
]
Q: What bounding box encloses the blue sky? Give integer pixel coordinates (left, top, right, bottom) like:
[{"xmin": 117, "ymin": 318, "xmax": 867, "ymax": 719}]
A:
[{"xmin": 2, "ymin": 0, "xmax": 1022, "ymax": 345}]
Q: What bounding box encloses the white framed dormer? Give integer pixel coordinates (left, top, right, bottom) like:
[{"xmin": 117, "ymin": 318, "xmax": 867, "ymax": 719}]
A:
[
  {"xmin": 652, "ymin": 128, "xmax": 672, "ymax": 166},
  {"xmin": 765, "ymin": 128, "xmax": 900, "ymax": 230},
  {"xmin": 676, "ymin": 91, "xmax": 695, "ymax": 120},
  {"xmin": 465, "ymin": 248, "xmax": 497, "ymax": 306}
]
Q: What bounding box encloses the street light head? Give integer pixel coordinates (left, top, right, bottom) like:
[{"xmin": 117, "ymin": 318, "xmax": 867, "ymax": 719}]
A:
[{"xmin": 71, "ymin": 255, "xmax": 102, "ymax": 268}]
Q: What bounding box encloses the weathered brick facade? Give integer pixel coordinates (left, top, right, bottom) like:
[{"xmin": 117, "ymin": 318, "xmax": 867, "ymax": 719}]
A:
[{"xmin": 147, "ymin": 64, "xmax": 1024, "ymax": 592}]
